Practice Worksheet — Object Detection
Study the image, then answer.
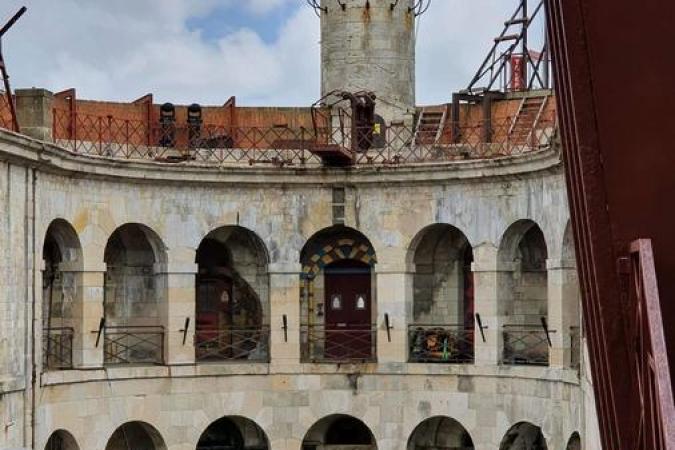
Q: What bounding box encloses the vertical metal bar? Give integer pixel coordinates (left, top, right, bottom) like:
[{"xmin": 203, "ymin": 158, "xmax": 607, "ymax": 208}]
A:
[{"xmin": 282, "ymin": 314, "xmax": 288, "ymax": 342}]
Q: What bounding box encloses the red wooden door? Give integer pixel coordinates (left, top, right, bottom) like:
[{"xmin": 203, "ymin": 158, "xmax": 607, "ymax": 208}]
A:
[{"xmin": 324, "ymin": 260, "xmax": 372, "ymax": 360}]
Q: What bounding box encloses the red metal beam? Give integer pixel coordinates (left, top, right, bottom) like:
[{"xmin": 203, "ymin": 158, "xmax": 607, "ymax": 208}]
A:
[{"xmin": 546, "ymin": 0, "xmax": 675, "ymax": 448}]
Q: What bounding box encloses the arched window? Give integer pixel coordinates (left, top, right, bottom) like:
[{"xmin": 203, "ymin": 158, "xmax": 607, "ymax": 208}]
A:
[
  {"xmin": 302, "ymin": 415, "xmax": 376, "ymax": 450},
  {"xmin": 42, "ymin": 219, "xmax": 82, "ymax": 371},
  {"xmin": 103, "ymin": 223, "xmax": 167, "ymax": 365},
  {"xmin": 194, "ymin": 226, "xmax": 269, "ymax": 362},
  {"xmin": 105, "ymin": 422, "xmax": 166, "ymax": 450},
  {"xmin": 499, "ymin": 220, "xmax": 550, "ymax": 366},
  {"xmin": 407, "ymin": 416, "xmax": 474, "ymax": 450},
  {"xmin": 408, "ymin": 224, "xmax": 474, "ymax": 364},
  {"xmin": 566, "ymin": 432, "xmax": 581, "ymax": 450},
  {"xmin": 499, "ymin": 422, "xmax": 548, "ymax": 450},
  {"xmin": 45, "ymin": 429, "xmax": 79, "ymax": 450},
  {"xmin": 300, "ymin": 226, "xmax": 377, "ymax": 363},
  {"xmin": 196, "ymin": 416, "xmax": 269, "ymax": 450}
]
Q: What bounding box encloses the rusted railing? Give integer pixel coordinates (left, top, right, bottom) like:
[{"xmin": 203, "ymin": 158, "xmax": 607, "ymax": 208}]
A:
[
  {"xmin": 408, "ymin": 324, "xmax": 474, "ymax": 363},
  {"xmin": 626, "ymin": 239, "xmax": 675, "ymax": 448},
  {"xmin": 502, "ymin": 324, "xmax": 553, "ymax": 366},
  {"xmin": 42, "ymin": 327, "xmax": 74, "ymax": 370},
  {"xmin": 301, "ymin": 324, "xmax": 376, "ymax": 363},
  {"xmin": 195, "ymin": 326, "xmax": 269, "ymax": 362},
  {"xmin": 0, "ymin": 91, "xmax": 13, "ymax": 130},
  {"xmin": 570, "ymin": 325, "xmax": 581, "ymax": 371},
  {"xmin": 51, "ymin": 108, "xmax": 556, "ymax": 166},
  {"xmin": 103, "ymin": 325, "xmax": 164, "ymax": 365}
]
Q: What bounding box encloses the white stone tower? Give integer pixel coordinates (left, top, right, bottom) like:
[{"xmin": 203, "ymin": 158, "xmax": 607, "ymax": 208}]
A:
[{"xmin": 319, "ymin": 0, "xmax": 416, "ymax": 124}]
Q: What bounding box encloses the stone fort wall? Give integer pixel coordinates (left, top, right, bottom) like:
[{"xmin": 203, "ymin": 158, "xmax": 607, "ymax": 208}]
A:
[{"xmin": 0, "ymin": 129, "xmax": 600, "ymax": 449}]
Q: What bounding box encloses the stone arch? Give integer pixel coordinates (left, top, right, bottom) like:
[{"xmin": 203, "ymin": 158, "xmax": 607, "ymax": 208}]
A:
[
  {"xmin": 499, "ymin": 422, "xmax": 548, "ymax": 450},
  {"xmin": 406, "ymin": 416, "xmax": 474, "ymax": 450},
  {"xmin": 42, "ymin": 219, "xmax": 83, "ymax": 370},
  {"xmin": 300, "ymin": 226, "xmax": 377, "ymax": 280},
  {"xmin": 195, "ymin": 226, "xmax": 270, "ymax": 362},
  {"xmin": 407, "ymin": 224, "xmax": 474, "ymax": 363},
  {"xmin": 103, "ymin": 223, "xmax": 168, "ymax": 365},
  {"xmin": 299, "ymin": 226, "xmax": 378, "ymax": 362},
  {"xmin": 45, "ymin": 429, "xmax": 79, "ymax": 450},
  {"xmin": 302, "ymin": 414, "xmax": 377, "ymax": 449},
  {"xmin": 196, "ymin": 415, "xmax": 269, "ymax": 450},
  {"xmin": 498, "ymin": 220, "xmax": 550, "ymax": 366},
  {"xmin": 105, "ymin": 421, "xmax": 167, "ymax": 450},
  {"xmin": 565, "ymin": 432, "xmax": 581, "ymax": 450}
]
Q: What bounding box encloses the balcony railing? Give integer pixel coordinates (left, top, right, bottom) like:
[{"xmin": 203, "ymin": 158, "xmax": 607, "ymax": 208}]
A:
[
  {"xmin": 0, "ymin": 92, "xmax": 13, "ymax": 131},
  {"xmin": 103, "ymin": 325, "xmax": 164, "ymax": 365},
  {"xmin": 195, "ymin": 326, "xmax": 269, "ymax": 362},
  {"xmin": 301, "ymin": 324, "xmax": 376, "ymax": 363},
  {"xmin": 408, "ymin": 324, "xmax": 474, "ymax": 364},
  {"xmin": 502, "ymin": 324, "xmax": 553, "ymax": 366},
  {"xmin": 42, "ymin": 327, "xmax": 74, "ymax": 370},
  {"xmin": 51, "ymin": 108, "xmax": 556, "ymax": 167}
]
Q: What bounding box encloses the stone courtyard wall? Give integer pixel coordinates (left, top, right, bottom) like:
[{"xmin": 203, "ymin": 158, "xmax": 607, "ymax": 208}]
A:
[{"xmin": 0, "ymin": 129, "xmax": 600, "ymax": 449}]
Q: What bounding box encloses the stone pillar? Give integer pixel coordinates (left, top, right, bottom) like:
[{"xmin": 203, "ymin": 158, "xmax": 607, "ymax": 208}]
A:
[
  {"xmin": 15, "ymin": 88, "xmax": 53, "ymax": 141},
  {"xmin": 79, "ymin": 264, "xmax": 105, "ymax": 368},
  {"xmin": 269, "ymin": 262, "xmax": 301, "ymax": 372},
  {"xmin": 471, "ymin": 244, "xmax": 502, "ymax": 366},
  {"xmin": 547, "ymin": 258, "xmax": 580, "ymax": 368},
  {"xmin": 376, "ymin": 262, "xmax": 409, "ymax": 364},
  {"xmin": 162, "ymin": 262, "xmax": 197, "ymax": 365}
]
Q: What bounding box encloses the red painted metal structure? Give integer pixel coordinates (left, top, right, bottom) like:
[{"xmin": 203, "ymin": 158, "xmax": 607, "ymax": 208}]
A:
[{"xmin": 546, "ymin": 1, "xmax": 675, "ymax": 448}]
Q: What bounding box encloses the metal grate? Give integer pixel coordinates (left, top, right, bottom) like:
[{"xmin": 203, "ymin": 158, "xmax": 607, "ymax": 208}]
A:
[
  {"xmin": 408, "ymin": 324, "xmax": 474, "ymax": 364},
  {"xmin": 301, "ymin": 324, "xmax": 376, "ymax": 363},
  {"xmin": 502, "ymin": 324, "xmax": 552, "ymax": 366},
  {"xmin": 195, "ymin": 326, "xmax": 270, "ymax": 362},
  {"xmin": 103, "ymin": 325, "xmax": 164, "ymax": 365},
  {"xmin": 42, "ymin": 327, "xmax": 74, "ymax": 370},
  {"xmin": 51, "ymin": 108, "xmax": 556, "ymax": 167}
]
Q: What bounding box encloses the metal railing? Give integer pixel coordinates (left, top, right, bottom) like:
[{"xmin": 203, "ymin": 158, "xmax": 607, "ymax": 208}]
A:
[
  {"xmin": 408, "ymin": 324, "xmax": 474, "ymax": 363},
  {"xmin": 502, "ymin": 324, "xmax": 553, "ymax": 366},
  {"xmin": 570, "ymin": 325, "xmax": 581, "ymax": 371},
  {"xmin": 627, "ymin": 239, "xmax": 675, "ymax": 448},
  {"xmin": 0, "ymin": 91, "xmax": 12, "ymax": 131},
  {"xmin": 195, "ymin": 326, "xmax": 270, "ymax": 362},
  {"xmin": 103, "ymin": 325, "xmax": 164, "ymax": 365},
  {"xmin": 301, "ymin": 324, "xmax": 376, "ymax": 363},
  {"xmin": 51, "ymin": 108, "xmax": 556, "ymax": 167},
  {"xmin": 42, "ymin": 327, "xmax": 74, "ymax": 370}
]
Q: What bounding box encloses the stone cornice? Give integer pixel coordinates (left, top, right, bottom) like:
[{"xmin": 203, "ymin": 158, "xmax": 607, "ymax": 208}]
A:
[{"xmin": 0, "ymin": 130, "xmax": 563, "ymax": 188}]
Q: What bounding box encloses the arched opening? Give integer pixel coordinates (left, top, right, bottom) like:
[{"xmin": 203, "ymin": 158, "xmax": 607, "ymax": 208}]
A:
[
  {"xmin": 45, "ymin": 429, "xmax": 79, "ymax": 450},
  {"xmin": 195, "ymin": 226, "xmax": 269, "ymax": 362},
  {"xmin": 408, "ymin": 224, "xmax": 474, "ymax": 364},
  {"xmin": 498, "ymin": 221, "xmax": 550, "ymax": 366},
  {"xmin": 103, "ymin": 223, "xmax": 167, "ymax": 365},
  {"xmin": 499, "ymin": 422, "xmax": 548, "ymax": 450},
  {"xmin": 42, "ymin": 219, "xmax": 82, "ymax": 371},
  {"xmin": 302, "ymin": 414, "xmax": 376, "ymax": 450},
  {"xmin": 300, "ymin": 226, "xmax": 377, "ymax": 363},
  {"xmin": 105, "ymin": 422, "xmax": 166, "ymax": 450},
  {"xmin": 196, "ymin": 416, "xmax": 269, "ymax": 450},
  {"xmin": 562, "ymin": 222, "xmax": 582, "ymax": 371},
  {"xmin": 407, "ymin": 416, "xmax": 474, "ymax": 450},
  {"xmin": 565, "ymin": 432, "xmax": 581, "ymax": 450}
]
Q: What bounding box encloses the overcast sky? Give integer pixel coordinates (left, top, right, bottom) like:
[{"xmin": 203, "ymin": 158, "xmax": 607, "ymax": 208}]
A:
[{"xmin": 0, "ymin": 0, "xmax": 529, "ymax": 106}]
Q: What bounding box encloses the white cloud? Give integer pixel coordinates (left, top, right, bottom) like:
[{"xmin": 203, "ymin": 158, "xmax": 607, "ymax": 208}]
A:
[{"xmin": 0, "ymin": 1, "xmax": 541, "ymax": 106}]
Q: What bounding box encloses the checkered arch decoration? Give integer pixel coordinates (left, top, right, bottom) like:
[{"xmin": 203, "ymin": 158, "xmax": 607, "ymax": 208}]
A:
[{"xmin": 301, "ymin": 237, "xmax": 377, "ymax": 280}]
